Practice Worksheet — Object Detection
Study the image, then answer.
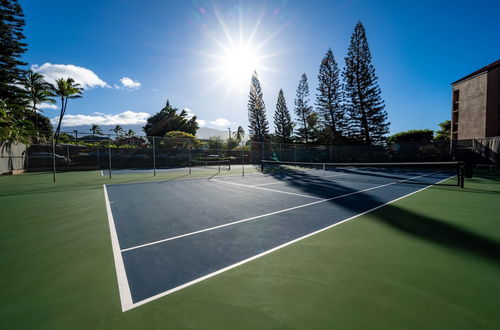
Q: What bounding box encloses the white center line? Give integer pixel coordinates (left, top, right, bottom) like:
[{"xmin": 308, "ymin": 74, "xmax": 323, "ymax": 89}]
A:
[
  {"xmin": 120, "ymin": 171, "xmax": 441, "ymax": 253},
  {"xmin": 210, "ymin": 178, "xmax": 323, "ymax": 199},
  {"xmin": 251, "ymin": 174, "xmax": 344, "ymax": 186}
]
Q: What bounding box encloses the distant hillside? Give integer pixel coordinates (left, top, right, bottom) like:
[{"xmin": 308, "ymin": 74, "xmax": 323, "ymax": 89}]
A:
[
  {"xmin": 196, "ymin": 127, "xmax": 229, "ymax": 140},
  {"xmin": 59, "ymin": 124, "xmax": 229, "ymax": 140}
]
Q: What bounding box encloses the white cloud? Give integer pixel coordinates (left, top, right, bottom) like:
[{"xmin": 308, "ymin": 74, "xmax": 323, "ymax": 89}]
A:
[
  {"xmin": 183, "ymin": 108, "xmax": 195, "ymax": 119},
  {"xmin": 51, "ymin": 111, "xmax": 150, "ymax": 127},
  {"xmin": 152, "ymin": 88, "xmax": 159, "ymax": 93},
  {"xmin": 31, "ymin": 63, "xmax": 109, "ymax": 89},
  {"xmin": 120, "ymin": 77, "xmax": 141, "ymax": 90},
  {"xmin": 38, "ymin": 102, "xmax": 58, "ymax": 110},
  {"xmin": 183, "ymin": 108, "xmax": 205, "ymax": 126},
  {"xmin": 209, "ymin": 118, "xmax": 231, "ymax": 127}
]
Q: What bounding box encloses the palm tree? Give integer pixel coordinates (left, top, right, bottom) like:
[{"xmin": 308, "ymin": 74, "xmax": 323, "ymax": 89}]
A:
[
  {"xmin": 233, "ymin": 126, "xmax": 245, "ymax": 142},
  {"xmin": 0, "ymin": 100, "xmax": 34, "ymax": 145},
  {"xmin": 125, "ymin": 129, "xmax": 135, "ymax": 138},
  {"xmin": 111, "ymin": 125, "xmax": 124, "ymax": 138},
  {"xmin": 90, "ymin": 124, "xmax": 103, "ymax": 136},
  {"xmin": 51, "ymin": 77, "xmax": 83, "ymax": 145},
  {"xmin": 21, "ymin": 71, "xmax": 55, "ymax": 132}
]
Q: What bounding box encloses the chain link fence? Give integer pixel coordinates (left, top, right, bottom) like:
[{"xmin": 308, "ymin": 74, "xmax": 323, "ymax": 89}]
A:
[{"xmin": 1, "ymin": 129, "xmax": 499, "ymax": 177}]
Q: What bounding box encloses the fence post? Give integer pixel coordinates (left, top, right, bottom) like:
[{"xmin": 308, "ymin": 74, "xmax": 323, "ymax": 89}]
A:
[
  {"xmin": 152, "ymin": 136, "xmax": 156, "ymax": 176},
  {"xmin": 241, "ymin": 140, "xmax": 244, "ymax": 177},
  {"xmin": 52, "ymin": 132, "xmax": 56, "ymax": 182},
  {"xmin": 108, "ymin": 134, "xmax": 112, "ymax": 179},
  {"xmin": 294, "ymin": 144, "xmax": 297, "ymax": 163},
  {"xmin": 188, "ymin": 139, "xmax": 192, "ymax": 174},
  {"xmin": 66, "ymin": 145, "xmax": 70, "ymax": 167}
]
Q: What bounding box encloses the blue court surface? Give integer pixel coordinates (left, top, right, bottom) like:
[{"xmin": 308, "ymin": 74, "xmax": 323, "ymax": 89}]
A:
[{"xmin": 103, "ymin": 167, "xmax": 454, "ymax": 311}]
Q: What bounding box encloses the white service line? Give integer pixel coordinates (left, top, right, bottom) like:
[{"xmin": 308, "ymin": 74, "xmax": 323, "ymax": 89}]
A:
[
  {"xmin": 210, "ymin": 178, "xmax": 323, "ymax": 199},
  {"xmin": 119, "ymin": 172, "xmax": 453, "ymax": 311},
  {"xmin": 120, "ymin": 171, "xmax": 441, "ymax": 253}
]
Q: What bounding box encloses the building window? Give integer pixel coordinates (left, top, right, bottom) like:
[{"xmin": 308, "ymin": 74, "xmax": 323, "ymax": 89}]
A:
[{"xmin": 453, "ymin": 90, "xmax": 459, "ymax": 110}]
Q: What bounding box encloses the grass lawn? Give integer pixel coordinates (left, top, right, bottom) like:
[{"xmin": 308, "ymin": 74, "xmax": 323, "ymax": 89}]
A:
[{"xmin": 1, "ymin": 169, "xmax": 499, "ymax": 329}]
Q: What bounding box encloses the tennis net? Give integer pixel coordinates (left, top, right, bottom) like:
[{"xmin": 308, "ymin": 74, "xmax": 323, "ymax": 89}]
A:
[
  {"xmin": 190, "ymin": 159, "xmax": 231, "ymax": 172},
  {"xmin": 261, "ymin": 160, "xmax": 465, "ymax": 187}
]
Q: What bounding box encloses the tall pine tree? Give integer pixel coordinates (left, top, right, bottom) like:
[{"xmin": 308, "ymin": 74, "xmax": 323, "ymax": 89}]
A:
[
  {"xmin": 294, "ymin": 73, "xmax": 313, "ymax": 143},
  {"xmin": 273, "ymin": 89, "xmax": 293, "ymax": 143},
  {"xmin": 316, "ymin": 48, "xmax": 347, "ymax": 143},
  {"xmin": 343, "ymin": 22, "xmax": 389, "ymax": 144},
  {"xmin": 247, "ymin": 71, "xmax": 269, "ymax": 142},
  {"xmin": 0, "ymin": 0, "xmax": 27, "ymax": 103}
]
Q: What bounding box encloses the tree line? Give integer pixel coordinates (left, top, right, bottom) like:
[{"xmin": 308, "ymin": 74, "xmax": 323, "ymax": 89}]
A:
[
  {"xmin": 0, "ymin": 0, "xmax": 84, "ymax": 146},
  {"xmin": 248, "ymin": 21, "xmax": 390, "ymax": 146}
]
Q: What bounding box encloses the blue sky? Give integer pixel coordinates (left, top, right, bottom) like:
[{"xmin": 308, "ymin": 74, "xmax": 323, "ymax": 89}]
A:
[{"xmin": 21, "ymin": 0, "xmax": 500, "ymax": 135}]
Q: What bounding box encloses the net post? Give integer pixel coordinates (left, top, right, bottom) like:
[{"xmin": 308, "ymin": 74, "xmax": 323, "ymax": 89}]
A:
[
  {"xmin": 108, "ymin": 134, "xmax": 112, "ymax": 179},
  {"xmin": 460, "ymin": 162, "xmax": 465, "ymax": 188},
  {"xmin": 52, "ymin": 132, "xmax": 56, "ymax": 182},
  {"xmin": 261, "ymin": 160, "xmax": 264, "ymax": 172},
  {"xmin": 152, "ymin": 136, "xmax": 156, "ymax": 176},
  {"xmin": 228, "ymin": 159, "xmax": 231, "ymax": 171},
  {"xmin": 218, "ymin": 163, "xmax": 221, "ymax": 172}
]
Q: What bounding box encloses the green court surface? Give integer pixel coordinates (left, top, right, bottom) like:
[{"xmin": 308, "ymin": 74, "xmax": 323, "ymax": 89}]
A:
[{"xmin": 1, "ymin": 169, "xmax": 499, "ymax": 329}]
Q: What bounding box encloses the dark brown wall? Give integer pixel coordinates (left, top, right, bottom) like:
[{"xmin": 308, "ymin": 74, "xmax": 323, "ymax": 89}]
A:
[
  {"xmin": 452, "ymin": 73, "xmax": 488, "ymax": 140},
  {"xmin": 486, "ymin": 66, "xmax": 500, "ymax": 136}
]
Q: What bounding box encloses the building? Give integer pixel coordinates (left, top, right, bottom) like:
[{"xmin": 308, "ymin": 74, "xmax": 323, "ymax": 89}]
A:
[
  {"xmin": 115, "ymin": 136, "xmax": 146, "ymax": 146},
  {"xmin": 451, "ymin": 59, "xmax": 500, "ymax": 140}
]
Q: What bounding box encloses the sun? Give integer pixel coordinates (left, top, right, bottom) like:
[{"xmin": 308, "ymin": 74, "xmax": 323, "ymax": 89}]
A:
[
  {"xmin": 221, "ymin": 44, "xmax": 259, "ymax": 84},
  {"xmin": 196, "ymin": 2, "xmax": 288, "ymax": 97}
]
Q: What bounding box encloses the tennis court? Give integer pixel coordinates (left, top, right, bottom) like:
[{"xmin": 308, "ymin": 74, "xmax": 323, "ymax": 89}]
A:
[{"xmin": 104, "ymin": 162, "xmax": 459, "ymax": 311}]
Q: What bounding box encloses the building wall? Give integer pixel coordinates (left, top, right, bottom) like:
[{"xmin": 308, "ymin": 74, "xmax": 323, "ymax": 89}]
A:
[
  {"xmin": 452, "ymin": 72, "xmax": 488, "ymax": 140},
  {"xmin": 486, "ymin": 66, "xmax": 500, "ymax": 137},
  {"xmin": 0, "ymin": 142, "xmax": 27, "ymax": 174}
]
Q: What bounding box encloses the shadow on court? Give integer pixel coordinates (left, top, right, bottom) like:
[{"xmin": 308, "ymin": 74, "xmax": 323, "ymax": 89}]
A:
[{"xmin": 262, "ymin": 167, "xmax": 500, "ymax": 267}]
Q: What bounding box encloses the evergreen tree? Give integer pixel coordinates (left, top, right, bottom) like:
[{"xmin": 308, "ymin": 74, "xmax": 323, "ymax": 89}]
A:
[
  {"xmin": 343, "ymin": 22, "xmax": 389, "ymax": 144},
  {"xmin": 0, "ymin": 0, "xmax": 28, "ymax": 103},
  {"xmin": 247, "ymin": 71, "xmax": 269, "ymax": 142},
  {"xmin": 143, "ymin": 100, "xmax": 199, "ymax": 136},
  {"xmin": 316, "ymin": 48, "xmax": 347, "ymax": 142},
  {"xmin": 273, "ymin": 89, "xmax": 293, "ymax": 143},
  {"xmin": 294, "ymin": 73, "xmax": 313, "ymax": 143}
]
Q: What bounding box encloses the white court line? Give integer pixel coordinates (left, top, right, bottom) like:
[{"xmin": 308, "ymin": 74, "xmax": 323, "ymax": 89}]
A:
[
  {"xmin": 210, "ymin": 178, "xmax": 323, "ymax": 199},
  {"xmin": 103, "ymin": 185, "xmax": 133, "ymax": 312},
  {"xmin": 251, "ymin": 174, "xmax": 344, "ymax": 186},
  {"xmin": 121, "ymin": 172, "xmax": 453, "ymax": 311},
  {"xmin": 120, "ymin": 171, "xmax": 441, "ymax": 253}
]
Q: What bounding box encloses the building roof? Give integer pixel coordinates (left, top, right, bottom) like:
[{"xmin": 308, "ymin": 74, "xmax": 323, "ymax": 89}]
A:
[{"xmin": 451, "ymin": 59, "xmax": 500, "ymax": 85}]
